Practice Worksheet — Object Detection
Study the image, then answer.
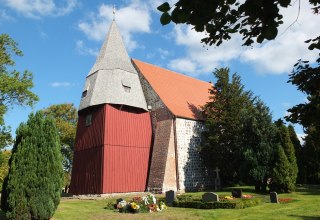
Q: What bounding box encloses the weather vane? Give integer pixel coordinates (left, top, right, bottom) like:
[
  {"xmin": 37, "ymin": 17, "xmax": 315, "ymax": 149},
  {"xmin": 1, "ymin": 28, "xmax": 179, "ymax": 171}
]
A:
[{"xmin": 113, "ymin": 4, "xmax": 116, "ymax": 21}]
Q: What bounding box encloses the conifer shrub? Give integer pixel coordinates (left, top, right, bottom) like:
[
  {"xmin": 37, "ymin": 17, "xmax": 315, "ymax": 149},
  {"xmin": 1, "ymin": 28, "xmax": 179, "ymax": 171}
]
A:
[
  {"xmin": 1, "ymin": 112, "xmax": 63, "ymax": 220},
  {"xmin": 270, "ymin": 120, "xmax": 298, "ymax": 192}
]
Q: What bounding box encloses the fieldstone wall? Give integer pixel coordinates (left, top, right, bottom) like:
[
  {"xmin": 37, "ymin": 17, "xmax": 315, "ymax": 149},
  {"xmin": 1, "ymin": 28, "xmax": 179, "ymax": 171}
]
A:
[{"xmin": 175, "ymin": 118, "xmax": 214, "ymax": 192}]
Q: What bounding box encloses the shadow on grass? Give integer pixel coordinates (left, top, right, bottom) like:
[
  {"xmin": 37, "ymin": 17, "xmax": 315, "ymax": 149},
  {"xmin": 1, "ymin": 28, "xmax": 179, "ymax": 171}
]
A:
[
  {"xmin": 288, "ymin": 215, "xmax": 320, "ymax": 220},
  {"xmin": 295, "ymin": 185, "xmax": 320, "ymax": 196},
  {"xmin": 221, "ymin": 186, "xmax": 269, "ymax": 195},
  {"xmin": 0, "ymin": 210, "xmax": 7, "ymax": 220}
]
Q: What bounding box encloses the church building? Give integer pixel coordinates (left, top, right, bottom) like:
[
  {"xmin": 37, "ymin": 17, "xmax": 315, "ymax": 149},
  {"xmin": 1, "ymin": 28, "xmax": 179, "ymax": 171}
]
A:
[{"xmin": 70, "ymin": 21, "xmax": 214, "ymax": 195}]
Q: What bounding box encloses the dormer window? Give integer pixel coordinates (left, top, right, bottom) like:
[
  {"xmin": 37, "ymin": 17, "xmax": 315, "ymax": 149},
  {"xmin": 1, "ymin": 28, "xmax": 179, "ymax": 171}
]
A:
[
  {"xmin": 82, "ymin": 83, "xmax": 90, "ymax": 98},
  {"xmin": 121, "ymin": 79, "xmax": 131, "ymax": 93},
  {"xmin": 123, "ymin": 85, "xmax": 131, "ymax": 93},
  {"xmin": 82, "ymin": 90, "xmax": 87, "ymax": 98}
]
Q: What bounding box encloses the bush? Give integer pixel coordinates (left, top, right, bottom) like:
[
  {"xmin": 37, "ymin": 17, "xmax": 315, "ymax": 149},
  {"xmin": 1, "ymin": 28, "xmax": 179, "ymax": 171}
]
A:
[
  {"xmin": 1, "ymin": 112, "xmax": 64, "ymax": 220},
  {"xmin": 173, "ymin": 198, "xmax": 262, "ymax": 209}
]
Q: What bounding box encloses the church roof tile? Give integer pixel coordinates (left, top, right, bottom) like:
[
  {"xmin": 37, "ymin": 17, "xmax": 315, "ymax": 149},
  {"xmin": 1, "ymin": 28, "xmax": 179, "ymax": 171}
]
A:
[{"xmin": 133, "ymin": 59, "xmax": 211, "ymax": 120}]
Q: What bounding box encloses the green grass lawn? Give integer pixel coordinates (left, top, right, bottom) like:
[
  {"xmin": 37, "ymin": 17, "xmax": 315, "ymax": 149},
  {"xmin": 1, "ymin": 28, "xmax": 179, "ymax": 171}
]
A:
[{"xmin": 1, "ymin": 185, "xmax": 320, "ymax": 220}]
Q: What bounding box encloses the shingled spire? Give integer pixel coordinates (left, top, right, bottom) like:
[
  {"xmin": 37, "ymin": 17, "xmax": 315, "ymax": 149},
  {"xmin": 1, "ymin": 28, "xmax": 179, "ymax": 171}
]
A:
[{"xmin": 79, "ymin": 21, "xmax": 148, "ymax": 111}]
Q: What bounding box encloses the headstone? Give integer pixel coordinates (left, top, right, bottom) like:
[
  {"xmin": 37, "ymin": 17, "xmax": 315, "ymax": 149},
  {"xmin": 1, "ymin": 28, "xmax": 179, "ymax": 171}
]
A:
[
  {"xmin": 166, "ymin": 190, "xmax": 176, "ymax": 205},
  {"xmin": 231, "ymin": 189, "xmax": 242, "ymax": 198},
  {"xmin": 270, "ymin": 192, "xmax": 278, "ymax": 203},
  {"xmin": 202, "ymin": 192, "xmax": 219, "ymax": 202}
]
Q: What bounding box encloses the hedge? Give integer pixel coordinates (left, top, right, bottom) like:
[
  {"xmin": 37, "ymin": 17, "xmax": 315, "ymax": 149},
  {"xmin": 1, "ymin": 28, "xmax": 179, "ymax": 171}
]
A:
[{"xmin": 172, "ymin": 198, "xmax": 262, "ymax": 209}]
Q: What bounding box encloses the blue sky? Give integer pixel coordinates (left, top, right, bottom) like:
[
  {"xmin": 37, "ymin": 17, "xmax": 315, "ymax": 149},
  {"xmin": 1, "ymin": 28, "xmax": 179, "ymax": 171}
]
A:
[{"xmin": 1, "ymin": 0, "xmax": 319, "ymax": 140}]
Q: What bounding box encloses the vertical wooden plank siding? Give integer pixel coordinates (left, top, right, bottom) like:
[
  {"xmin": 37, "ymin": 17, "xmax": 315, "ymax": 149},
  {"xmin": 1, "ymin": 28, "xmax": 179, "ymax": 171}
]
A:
[
  {"xmin": 71, "ymin": 104, "xmax": 152, "ymax": 194},
  {"xmin": 103, "ymin": 104, "xmax": 152, "ymax": 193},
  {"xmin": 70, "ymin": 105, "xmax": 105, "ymax": 194},
  {"xmin": 70, "ymin": 147, "xmax": 103, "ymax": 194},
  {"xmin": 74, "ymin": 105, "xmax": 105, "ymax": 151}
]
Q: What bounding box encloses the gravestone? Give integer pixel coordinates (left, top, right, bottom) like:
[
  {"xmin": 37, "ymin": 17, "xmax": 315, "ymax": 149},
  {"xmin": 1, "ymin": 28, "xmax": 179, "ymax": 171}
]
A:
[
  {"xmin": 231, "ymin": 189, "xmax": 242, "ymax": 198},
  {"xmin": 270, "ymin": 192, "xmax": 278, "ymax": 203},
  {"xmin": 202, "ymin": 192, "xmax": 219, "ymax": 202},
  {"xmin": 166, "ymin": 190, "xmax": 176, "ymax": 205}
]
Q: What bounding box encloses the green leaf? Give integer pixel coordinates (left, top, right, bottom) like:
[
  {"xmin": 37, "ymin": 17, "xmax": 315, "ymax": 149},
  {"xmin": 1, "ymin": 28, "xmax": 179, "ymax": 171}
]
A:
[
  {"xmin": 263, "ymin": 25, "xmax": 278, "ymax": 40},
  {"xmin": 177, "ymin": 11, "xmax": 190, "ymax": 23},
  {"xmin": 279, "ymin": 0, "xmax": 291, "ymax": 7},
  {"xmin": 160, "ymin": 12, "xmax": 172, "ymax": 25},
  {"xmin": 157, "ymin": 2, "xmax": 170, "ymax": 12}
]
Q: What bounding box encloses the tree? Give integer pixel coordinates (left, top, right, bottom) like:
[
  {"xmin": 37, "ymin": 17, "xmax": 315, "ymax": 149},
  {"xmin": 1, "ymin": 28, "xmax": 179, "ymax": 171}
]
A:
[
  {"xmin": 200, "ymin": 68, "xmax": 253, "ymax": 185},
  {"xmin": 288, "ymin": 124, "xmax": 305, "ymax": 183},
  {"xmin": 42, "ymin": 103, "xmax": 77, "ymax": 173},
  {"xmin": 285, "ymin": 60, "xmax": 320, "ymax": 131},
  {"xmin": 240, "ymin": 99, "xmax": 277, "ymax": 191},
  {"xmin": 302, "ymin": 126, "xmax": 320, "ymax": 183},
  {"xmin": 157, "ymin": 1, "xmax": 319, "ymax": 47},
  {"xmin": 158, "ymin": 1, "xmax": 320, "ymax": 132},
  {"xmin": 0, "ymin": 34, "xmax": 39, "ymax": 149},
  {"xmin": 0, "ymin": 150, "xmax": 11, "ymax": 187},
  {"xmin": 269, "ymin": 144, "xmax": 294, "ymax": 193},
  {"xmin": 271, "ymin": 120, "xmax": 298, "ymax": 192},
  {"xmin": 1, "ymin": 112, "xmax": 63, "ymax": 220}
]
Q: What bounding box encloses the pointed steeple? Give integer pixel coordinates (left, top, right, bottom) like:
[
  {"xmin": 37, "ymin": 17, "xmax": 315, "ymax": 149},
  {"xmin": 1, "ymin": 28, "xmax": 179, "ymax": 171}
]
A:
[
  {"xmin": 88, "ymin": 21, "xmax": 136, "ymax": 76},
  {"xmin": 79, "ymin": 21, "xmax": 148, "ymax": 111}
]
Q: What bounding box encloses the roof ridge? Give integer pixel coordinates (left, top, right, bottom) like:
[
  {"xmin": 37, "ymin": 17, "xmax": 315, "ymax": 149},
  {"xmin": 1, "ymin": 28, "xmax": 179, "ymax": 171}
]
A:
[{"xmin": 132, "ymin": 58, "xmax": 211, "ymax": 85}]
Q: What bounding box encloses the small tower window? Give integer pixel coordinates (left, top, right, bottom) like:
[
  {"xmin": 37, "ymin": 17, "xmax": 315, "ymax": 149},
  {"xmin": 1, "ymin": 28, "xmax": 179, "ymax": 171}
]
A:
[
  {"xmin": 121, "ymin": 79, "xmax": 131, "ymax": 93},
  {"xmin": 82, "ymin": 90, "xmax": 87, "ymax": 98},
  {"xmin": 123, "ymin": 85, "xmax": 131, "ymax": 93},
  {"xmin": 82, "ymin": 83, "xmax": 90, "ymax": 98},
  {"xmin": 85, "ymin": 114, "xmax": 92, "ymax": 126}
]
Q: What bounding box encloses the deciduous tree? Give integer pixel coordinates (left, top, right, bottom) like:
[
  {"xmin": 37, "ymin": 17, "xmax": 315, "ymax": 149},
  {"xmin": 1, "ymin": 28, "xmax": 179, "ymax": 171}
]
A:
[
  {"xmin": 42, "ymin": 103, "xmax": 77, "ymax": 173},
  {"xmin": 0, "ymin": 34, "xmax": 38, "ymax": 149}
]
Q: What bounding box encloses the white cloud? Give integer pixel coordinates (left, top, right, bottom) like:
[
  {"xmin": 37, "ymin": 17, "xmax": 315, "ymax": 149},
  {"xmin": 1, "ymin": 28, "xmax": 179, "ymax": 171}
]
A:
[
  {"xmin": 50, "ymin": 81, "xmax": 75, "ymax": 87},
  {"xmin": 3, "ymin": 0, "xmax": 77, "ymax": 18},
  {"xmin": 158, "ymin": 48, "xmax": 170, "ymax": 59},
  {"xmin": 76, "ymin": 40, "xmax": 98, "ymax": 56},
  {"xmin": 169, "ymin": 1, "xmax": 320, "ymax": 75},
  {"xmin": 169, "ymin": 58, "xmax": 197, "ymax": 74},
  {"xmin": 78, "ymin": 1, "xmax": 151, "ymax": 52},
  {"xmin": 0, "ymin": 9, "xmax": 13, "ymax": 21},
  {"xmin": 297, "ymin": 133, "xmax": 306, "ymax": 144}
]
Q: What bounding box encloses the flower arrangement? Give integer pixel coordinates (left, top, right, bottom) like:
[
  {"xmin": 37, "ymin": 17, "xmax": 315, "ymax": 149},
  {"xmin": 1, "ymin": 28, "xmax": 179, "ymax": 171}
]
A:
[
  {"xmin": 278, "ymin": 198, "xmax": 295, "ymax": 203},
  {"xmin": 242, "ymin": 194, "xmax": 253, "ymax": 199},
  {"xmin": 114, "ymin": 193, "xmax": 167, "ymax": 214}
]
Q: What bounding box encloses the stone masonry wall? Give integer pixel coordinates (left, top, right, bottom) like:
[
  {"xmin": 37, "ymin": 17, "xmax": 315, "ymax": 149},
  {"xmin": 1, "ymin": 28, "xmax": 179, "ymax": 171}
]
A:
[{"xmin": 175, "ymin": 118, "xmax": 214, "ymax": 192}]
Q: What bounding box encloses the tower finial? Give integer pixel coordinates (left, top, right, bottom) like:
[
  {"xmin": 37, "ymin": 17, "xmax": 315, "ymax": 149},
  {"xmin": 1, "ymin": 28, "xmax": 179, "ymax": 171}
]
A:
[{"xmin": 113, "ymin": 4, "xmax": 116, "ymax": 21}]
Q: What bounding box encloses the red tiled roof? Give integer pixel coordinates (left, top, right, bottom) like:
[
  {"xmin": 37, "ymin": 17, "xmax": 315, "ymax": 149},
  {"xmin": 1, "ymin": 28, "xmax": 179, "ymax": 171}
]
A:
[{"xmin": 133, "ymin": 59, "xmax": 212, "ymax": 120}]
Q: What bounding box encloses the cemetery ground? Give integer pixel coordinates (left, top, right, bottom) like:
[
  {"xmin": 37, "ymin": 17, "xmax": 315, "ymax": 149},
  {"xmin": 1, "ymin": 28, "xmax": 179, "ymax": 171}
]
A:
[{"xmin": 0, "ymin": 185, "xmax": 319, "ymax": 220}]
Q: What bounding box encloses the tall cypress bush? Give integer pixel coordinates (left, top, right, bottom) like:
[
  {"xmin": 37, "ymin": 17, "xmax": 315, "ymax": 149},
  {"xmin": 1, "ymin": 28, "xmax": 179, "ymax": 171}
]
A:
[
  {"xmin": 1, "ymin": 112, "xmax": 63, "ymax": 220},
  {"xmin": 270, "ymin": 144, "xmax": 294, "ymax": 192},
  {"xmin": 288, "ymin": 125, "xmax": 305, "ymax": 184},
  {"xmin": 270, "ymin": 120, "xmax": 298, "ymax": 192}
]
